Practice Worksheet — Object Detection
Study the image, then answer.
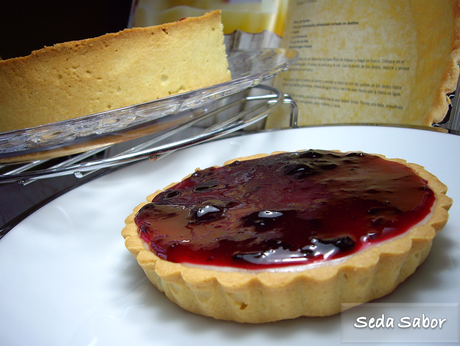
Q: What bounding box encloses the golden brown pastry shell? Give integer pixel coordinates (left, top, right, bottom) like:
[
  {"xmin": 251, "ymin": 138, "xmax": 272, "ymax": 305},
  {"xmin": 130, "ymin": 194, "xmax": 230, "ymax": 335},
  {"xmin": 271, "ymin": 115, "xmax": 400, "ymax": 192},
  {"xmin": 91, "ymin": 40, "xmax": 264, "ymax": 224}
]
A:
[
  {"xmin": 122, "ymin": 151, "xmax": 452, "ymax": 323},
  {"xmin": 0, "ymin": 10, "xmax": 230, "ymax": 134}
]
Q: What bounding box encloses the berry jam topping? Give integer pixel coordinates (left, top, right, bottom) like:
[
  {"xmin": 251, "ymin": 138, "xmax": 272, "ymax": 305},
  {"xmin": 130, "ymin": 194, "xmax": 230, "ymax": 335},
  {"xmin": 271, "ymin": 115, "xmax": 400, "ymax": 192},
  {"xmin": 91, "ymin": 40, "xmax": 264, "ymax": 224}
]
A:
[{"xmin": 135, "ymin": 150, "xmax": 435, "ymax": 270}]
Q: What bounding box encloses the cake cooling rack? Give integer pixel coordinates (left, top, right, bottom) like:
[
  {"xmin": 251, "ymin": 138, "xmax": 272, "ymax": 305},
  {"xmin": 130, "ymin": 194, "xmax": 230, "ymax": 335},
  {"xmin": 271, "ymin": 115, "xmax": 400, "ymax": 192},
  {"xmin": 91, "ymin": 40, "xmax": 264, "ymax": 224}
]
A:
[
  {"xmin": 0, "ymin": 85, "xmax": 296, "ymax": 185},
  {"xmin": 1, "ymin": 82, "xmax": 460, "ymax": 185}
]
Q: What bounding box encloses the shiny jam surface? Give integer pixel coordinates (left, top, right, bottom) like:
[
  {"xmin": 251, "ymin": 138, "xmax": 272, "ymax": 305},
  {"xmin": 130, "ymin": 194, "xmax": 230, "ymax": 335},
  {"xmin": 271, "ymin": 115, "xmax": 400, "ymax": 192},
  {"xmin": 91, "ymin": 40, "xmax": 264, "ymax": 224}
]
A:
[{"xmin": 135, "ymin": 150, "xmax": 435, "ymax": 270}]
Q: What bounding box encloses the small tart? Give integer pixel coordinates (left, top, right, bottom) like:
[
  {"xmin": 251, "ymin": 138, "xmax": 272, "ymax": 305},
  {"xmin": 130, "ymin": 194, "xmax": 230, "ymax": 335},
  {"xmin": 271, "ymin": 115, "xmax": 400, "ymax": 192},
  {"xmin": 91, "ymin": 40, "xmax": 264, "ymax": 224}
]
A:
[{"xmin": 122, "ymin": 150, "xmax": 452, "ymax": 323}]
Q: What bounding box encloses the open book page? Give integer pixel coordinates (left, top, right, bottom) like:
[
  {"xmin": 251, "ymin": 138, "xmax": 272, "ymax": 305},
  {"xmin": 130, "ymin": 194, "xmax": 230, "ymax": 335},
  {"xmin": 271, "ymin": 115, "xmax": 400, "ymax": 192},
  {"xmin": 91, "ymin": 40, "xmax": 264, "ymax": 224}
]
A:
[{"xmin": 266, "ymin": 0, "xmax": 460, "ymax": 129}]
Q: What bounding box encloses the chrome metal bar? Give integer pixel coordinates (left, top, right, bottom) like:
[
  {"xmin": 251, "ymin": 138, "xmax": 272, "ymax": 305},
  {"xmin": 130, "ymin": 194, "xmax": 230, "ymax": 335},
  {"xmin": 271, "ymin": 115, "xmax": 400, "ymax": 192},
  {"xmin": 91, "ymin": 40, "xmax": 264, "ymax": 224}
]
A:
[
  {"xmin": 2, "ymin": 160, "xmax": 49, "ymax": 176},
  {"xmin": 285, "ymin": 94, "xmax": 298, "ymax": 128},
  {"xmin": 20, "ymin": 146, "xmax": 113, "ymax": 185}
]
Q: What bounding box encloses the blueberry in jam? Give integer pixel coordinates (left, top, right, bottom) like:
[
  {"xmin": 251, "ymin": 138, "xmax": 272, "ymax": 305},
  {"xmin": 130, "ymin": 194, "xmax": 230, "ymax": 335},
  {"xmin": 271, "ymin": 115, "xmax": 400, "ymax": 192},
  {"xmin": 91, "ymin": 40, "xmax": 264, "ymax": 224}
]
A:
[{"xmin": 135, "ymin": 150, "xmax": 435, "ymax": 270}]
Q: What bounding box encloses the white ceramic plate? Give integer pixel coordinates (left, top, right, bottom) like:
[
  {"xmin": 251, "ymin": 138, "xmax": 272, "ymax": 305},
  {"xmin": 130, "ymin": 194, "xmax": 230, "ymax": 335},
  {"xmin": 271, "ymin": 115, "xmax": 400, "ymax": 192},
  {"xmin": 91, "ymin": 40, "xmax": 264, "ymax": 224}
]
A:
[{"xmin": 0, "ymin": 125, "xmax": 459, "ymax": 345}]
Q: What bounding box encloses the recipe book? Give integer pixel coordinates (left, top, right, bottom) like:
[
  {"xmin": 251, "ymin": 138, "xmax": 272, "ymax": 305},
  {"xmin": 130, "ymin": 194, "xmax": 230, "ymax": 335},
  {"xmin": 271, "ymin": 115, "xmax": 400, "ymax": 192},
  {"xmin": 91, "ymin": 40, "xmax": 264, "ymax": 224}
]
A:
[
  {"xmin": 267, "ymin": 0, "xmax": 460, "ymax": 129},
  {"xmin": 132, "ymin": 0, "xmax": 460, "ymax": 128}
]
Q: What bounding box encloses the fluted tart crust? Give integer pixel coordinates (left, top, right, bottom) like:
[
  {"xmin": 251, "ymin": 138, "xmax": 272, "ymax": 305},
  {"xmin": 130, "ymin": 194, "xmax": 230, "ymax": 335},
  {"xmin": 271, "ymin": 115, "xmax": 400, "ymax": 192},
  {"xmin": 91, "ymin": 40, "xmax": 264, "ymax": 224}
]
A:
[{"xmin": 122, "ymin": 150, "xmax": 452, "ymax": 323}]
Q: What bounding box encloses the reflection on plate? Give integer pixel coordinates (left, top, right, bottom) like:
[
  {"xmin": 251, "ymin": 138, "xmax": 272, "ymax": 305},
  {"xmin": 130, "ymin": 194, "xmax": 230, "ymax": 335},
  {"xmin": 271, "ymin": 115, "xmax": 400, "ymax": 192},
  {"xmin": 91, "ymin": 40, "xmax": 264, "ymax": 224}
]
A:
[
  {"xmin": 0, "ymin": 48, "xmax": 297, "ymax": 160},
  {"xmin": 0, "ymin": 126, "xmax": 459, "ymax": 345}
]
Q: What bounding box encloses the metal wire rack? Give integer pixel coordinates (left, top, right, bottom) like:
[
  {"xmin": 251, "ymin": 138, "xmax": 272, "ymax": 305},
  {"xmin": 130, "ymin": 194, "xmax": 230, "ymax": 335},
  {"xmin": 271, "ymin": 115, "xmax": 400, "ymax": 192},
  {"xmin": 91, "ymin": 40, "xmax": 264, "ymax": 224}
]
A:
[
  {"xmin": 0, "ymin": 85, "xmax": 297, "ymax": 185},
  {"xmin": 2, "ymin": 83, "xmax": 460, "ymax": 186}
]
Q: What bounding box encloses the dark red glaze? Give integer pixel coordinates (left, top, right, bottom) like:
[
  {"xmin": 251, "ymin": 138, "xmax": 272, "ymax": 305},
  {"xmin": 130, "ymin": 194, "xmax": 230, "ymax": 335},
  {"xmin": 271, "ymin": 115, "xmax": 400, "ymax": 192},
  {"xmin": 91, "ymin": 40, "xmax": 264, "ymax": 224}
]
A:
[{"xmin": 135, "ymin": 150, "xmax": 435, "ymax": 270}]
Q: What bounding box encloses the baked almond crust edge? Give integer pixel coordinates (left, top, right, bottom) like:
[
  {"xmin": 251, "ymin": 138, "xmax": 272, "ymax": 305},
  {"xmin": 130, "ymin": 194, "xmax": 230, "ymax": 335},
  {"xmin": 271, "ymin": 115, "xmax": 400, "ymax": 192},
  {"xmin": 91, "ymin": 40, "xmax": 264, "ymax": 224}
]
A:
[{"xmin": 121, "ymin": 151, "xmax": 452, "ymax": 323}]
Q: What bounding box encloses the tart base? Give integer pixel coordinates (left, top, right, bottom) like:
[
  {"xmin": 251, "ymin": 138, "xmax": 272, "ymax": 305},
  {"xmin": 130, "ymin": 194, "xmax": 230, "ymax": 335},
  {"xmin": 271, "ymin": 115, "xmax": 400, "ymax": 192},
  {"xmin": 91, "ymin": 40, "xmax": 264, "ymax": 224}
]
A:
[{"xmin": 122, "ymin": 151, "xmax": 452, "ymax": 323}]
